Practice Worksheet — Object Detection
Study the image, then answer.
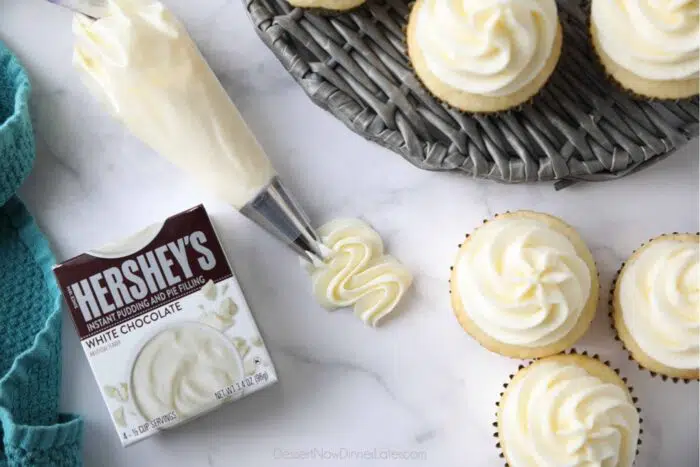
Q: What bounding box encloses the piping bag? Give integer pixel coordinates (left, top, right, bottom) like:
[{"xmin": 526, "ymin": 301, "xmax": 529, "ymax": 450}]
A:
[
  {"xmin": 69, "ymin": 0, "xmax": 327, "ymax": 262},
  {"xmin": 48, "ymin": 0, "xmax": 109, "ymax": 18}
]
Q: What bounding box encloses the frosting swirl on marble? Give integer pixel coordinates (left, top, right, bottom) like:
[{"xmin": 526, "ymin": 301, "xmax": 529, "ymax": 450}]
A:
[
  {"xmin": 501, "ymin": 360, "xmax": 639, "ymax": 467},
  {"xmin": 618, "ymin": 236, "xmax": 699, "ymax": 370},
  {"xmin": 456, "ymin": 217, "xmax": 592, "ymax": 347},
  {"xmin": 592, "ymin": 0, "xmax": 700, "ymax": 80},
  {"xmin": 306, "ymin": 219, "xmax": 412, "ymax": 326},
  {"xmin": 412, "ymin": 0, "xmax": 559, "ymax": 96}
]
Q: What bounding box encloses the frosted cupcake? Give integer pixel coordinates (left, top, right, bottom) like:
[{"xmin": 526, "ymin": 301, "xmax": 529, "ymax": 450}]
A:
[
  {"xmin": 286, "ymin": 0, "xmax": 365, "ymax": 12},
  {"xmin": 497, "ymin": 353, "xmax": 640, "ymax": 467},
  {"xmin": 591, "ymin": 0, "xmax": 699, "ymax": 99},
  {"xmin": 613, "ymin": 233, "xmax": 699, "ymax": 380},
  {"xmin": 406, "ymin": 0, "xmax": 563, "ymax": 113},
  {"xmin": 450, "ymin": 211, "xmax": 598, "ymax": 358}
]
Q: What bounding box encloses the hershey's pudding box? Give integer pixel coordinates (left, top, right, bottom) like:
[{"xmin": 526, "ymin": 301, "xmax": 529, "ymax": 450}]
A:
[{"xmin": 54, "ymin": 205, "xmax": 277, "ymax": 446}]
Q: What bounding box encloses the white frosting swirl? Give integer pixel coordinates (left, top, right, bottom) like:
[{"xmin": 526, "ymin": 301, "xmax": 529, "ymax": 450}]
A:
[
  {"xmin": 619, "ymin": 237, "xmax": 699, "ymax": 370},
  {"xmin": 592, "ymin": 0, "xmax": 700, "ymax": 81},
  {"xmin": 501, "ymin": 360, "xmax": 640, "ymax": 467},
  {"xmin": 412, "ymin": 0, "xmax": 559, "ymax": 96},
  {"xmin": 131, "ymin": 323, "xmax": 243, "ymax": 422},
  {"xmin": 456, "ymin": 217, "xmax": 592, "ymax": 347},
  {"xmin": 306, "ymin": 219, "xmax": 413, "ymax": 326}
]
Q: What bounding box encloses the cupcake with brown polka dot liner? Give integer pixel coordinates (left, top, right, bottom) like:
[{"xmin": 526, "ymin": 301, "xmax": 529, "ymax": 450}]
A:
[
  {"xmin": 493, "ymin": 350, "xmax": 642, "ymax": 467},
  {"xmin": 406, "ymin": 0, "xmax": 563, "ymax": 113},
  {"xmin": 611, "ymin": 233, "xmax": 700, "ymax": 382},
  {"xmin": 590, "ymin": 0, "xmax": 699, "ymax": 100},
  {"xmin": 450, "ymin": 210, "xmax": 599, "ymax": 359}
]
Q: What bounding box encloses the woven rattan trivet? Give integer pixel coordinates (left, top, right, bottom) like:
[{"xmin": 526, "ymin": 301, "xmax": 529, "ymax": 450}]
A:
[{"xmin": 244, "ymin": 0, "xmax": 699, "ymax": 189}]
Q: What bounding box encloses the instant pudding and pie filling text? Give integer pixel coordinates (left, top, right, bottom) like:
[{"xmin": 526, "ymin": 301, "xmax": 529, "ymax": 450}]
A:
[{"xmin": 54, "ymin": 205, "xmax": 278, "ymax": 446}]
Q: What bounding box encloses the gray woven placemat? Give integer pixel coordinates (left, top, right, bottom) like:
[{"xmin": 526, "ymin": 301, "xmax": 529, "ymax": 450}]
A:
[{"xmin": 244, "ymin": 0, "xmax": 699, "ymax": 188}]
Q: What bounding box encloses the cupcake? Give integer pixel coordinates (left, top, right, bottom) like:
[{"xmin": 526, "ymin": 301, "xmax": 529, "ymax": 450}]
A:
[
  {"xmin": 496, "ymin": 353, "xmax": 641, "ymax": 467},
  {"xmin": 613, "ymin": 233, "xmax": 699, "ymax": 380},
  {"xmin": 450, "ymin": 211, "xmax": 598, "ymax": 358},
  {"xmin": 286, "ymin": 0, "xmax": 365, "ymax": 12},
  {"xmin": 406, "ymin": 0, "xmax": 563, "ymax": 113},
  {"xmin": 590, "ymin": 0, "xmax": 699, "ymax": 99}
]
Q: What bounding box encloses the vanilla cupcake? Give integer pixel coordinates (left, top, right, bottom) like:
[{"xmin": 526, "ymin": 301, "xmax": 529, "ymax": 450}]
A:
[
  {"xmin": 613, "ymin": 233, "xmax": 699, "ymax": 380},
  {"xmin": 286, "ymin": 0, "xmax": 365, "ymax": 12},
  {"xmin": 496, "ymin": 353, "xmax": 640, "ymax": 467},
  {"xmin": 450, "ymin": 211, "xmax": 598, "ymax": 358},
  {"xmin": 406, "ymin": 0, "xmax": 563, "ymax": 113},
  {"xmin": 591, "ymin": 0, "xmax": 699, "ymax": 99}
]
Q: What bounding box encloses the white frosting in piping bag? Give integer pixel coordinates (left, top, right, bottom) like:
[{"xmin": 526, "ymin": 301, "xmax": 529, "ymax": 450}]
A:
[
  {"xmin": 456, "ymin": 218, "xmax": 592, "ymax": 347},
  {"xmin": 501, "ymin": 360, "xmax": 639, "ymax": 467},
  {"xmin": 412, "ymin": 0, "xmax": 559, "ymax": 96},
  {"xmin": 72, "ymin": 0, "xmax": 276, "ymax": 208},
  {"xmin": 619, "ymin": 237, "xmax": 699, "ymax": 370},
  {"xmin": 592, "ymin": 0, "xmax": 699, "ymax": 81},
  {"xmin": 306, "ymin": 219, "xmax": 413, "ymax": 326}
]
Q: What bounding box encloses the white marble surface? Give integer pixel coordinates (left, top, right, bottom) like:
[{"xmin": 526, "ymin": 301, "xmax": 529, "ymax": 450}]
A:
[{"xmin": 1, "ymin": 1, "xmax": 699, "ymax": 466}]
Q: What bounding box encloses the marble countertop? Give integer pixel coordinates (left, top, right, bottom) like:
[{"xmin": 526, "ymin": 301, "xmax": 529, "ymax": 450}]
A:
[{"xmin": 1, "ymin": 1, "xmax": 698, "ymax": 466}]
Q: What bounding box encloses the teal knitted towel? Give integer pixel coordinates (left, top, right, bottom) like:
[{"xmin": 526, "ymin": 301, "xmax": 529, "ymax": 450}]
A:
[{"xmin": 0, "ymin": 41, "xmax": 83, "ymax": 466}]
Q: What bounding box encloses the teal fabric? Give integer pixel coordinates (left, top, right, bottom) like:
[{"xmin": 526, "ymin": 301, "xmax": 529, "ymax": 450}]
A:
[{"xmin": 0, "ymin": 41, "xmax": 83, "ymax": 465}]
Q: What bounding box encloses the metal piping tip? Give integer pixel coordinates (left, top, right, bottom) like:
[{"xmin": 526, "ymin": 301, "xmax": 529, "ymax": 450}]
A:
[
  {"xmin": 49, "ymin": 0, "xmax": 108, "ymax": 19},
  {"xmin": 240, "ymin": 176, "xmax": 326, "ymax": 263}
]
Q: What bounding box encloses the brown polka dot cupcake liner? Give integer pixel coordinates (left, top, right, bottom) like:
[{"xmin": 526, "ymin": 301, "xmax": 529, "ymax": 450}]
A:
[
  {"xmin": 609, "ymin": 232, "xmax": 700, "ymax": 383},
  {"xmin": 492, "ymin": 349, "xmax": 643, "ymax": 466}
]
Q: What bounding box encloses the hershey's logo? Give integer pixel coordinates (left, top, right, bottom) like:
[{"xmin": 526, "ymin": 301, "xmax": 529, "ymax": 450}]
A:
[{"xmin": 69, "ymin": 231, "xmax": 215, "ymax": 324}]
